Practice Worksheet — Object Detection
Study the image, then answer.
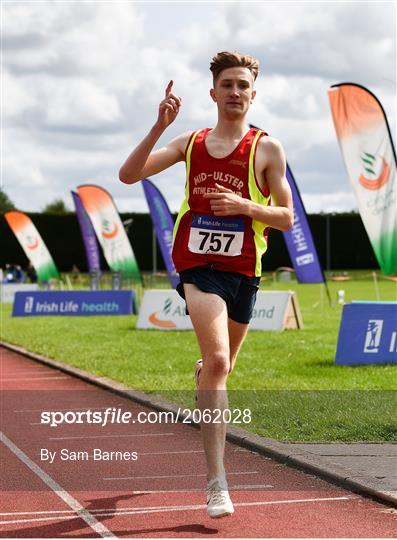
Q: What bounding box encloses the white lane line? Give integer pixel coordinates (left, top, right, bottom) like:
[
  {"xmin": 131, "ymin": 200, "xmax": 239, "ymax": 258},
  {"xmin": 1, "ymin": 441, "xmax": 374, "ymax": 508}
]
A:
[
  {"xmin": 0, "ymin": 496, "xmax": 357, "ymax": 524},
  {"xmin": 3, "ymin": 370, "xmax": 56, "ymax": 375},
  {"xmin": 0, "ymin": 432, "xmax": 116, "ymax": 538},
  {"xmin": 0, "ymin": 485, "xmax": 274, "ymax": 509},
  {"xmin": 0, "ymin": 515, "xmax": 79, "ymax": 526},
  {"xmin": 231, "ymin": 484, "xmax": 273, "ymax": 489},
  {"xmin": 103, "ymin": 484, "xmax": 274, "ymax": 493},
  {"xmin": 0, "ymin": 487, "xmax": 274, "ymax": 517},
  {"xmin": 15, "ymin": 405, "xmax": 125, "ymax": 413},
  {"xmin": 49, "ymin": 433, "xmax": 174, "ymax": 440},
  {"xmin": 2, "ymin": 377, "xmax": 69, "ymax": 381},
  {"xmin": 138, "ymin": 449, "xmax": 204, "ymax": 456},
  {"xmin": 26, "ymin": 449, "xmax": 204, "ymax": 455},
  {"xmin": 104, "ymin": 470, "xmax": 259, "ymax": 481}
]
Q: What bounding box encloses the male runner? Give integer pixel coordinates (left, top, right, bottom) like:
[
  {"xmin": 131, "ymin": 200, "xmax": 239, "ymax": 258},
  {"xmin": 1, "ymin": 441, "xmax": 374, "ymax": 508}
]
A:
[{"xmin": 119, "ymin": 51, "xmax": 293, "ymax": 518}]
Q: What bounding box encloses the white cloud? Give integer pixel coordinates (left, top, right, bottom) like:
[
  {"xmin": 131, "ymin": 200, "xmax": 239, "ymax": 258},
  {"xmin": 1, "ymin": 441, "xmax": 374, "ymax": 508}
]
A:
[
  {"xmin": 3, "ymin": 70, "xmax": 36, "ymax": 118},
  {"xmin": 2, "ymin": 1, "xmax": 395, "ymax": 216},
  {"xmin": 302, "ymin": 191, "xmax": 357, "ymax": 214},
  {"xmin": 43, "ymin": 78, "xmax": 121, "ymax": 128}
]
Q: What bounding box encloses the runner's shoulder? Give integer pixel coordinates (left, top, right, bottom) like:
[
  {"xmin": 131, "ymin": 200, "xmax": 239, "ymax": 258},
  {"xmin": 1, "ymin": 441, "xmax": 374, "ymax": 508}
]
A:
[
  {"xmin": 168, "ymin": 130, "xmax": 195, "ymax": 155},
  {"xmin": 257, "ymin": 134, "xmax": 286, "ymax": 164},
  {"xmin": 258, "ymin": 134, "xmax": 284, "ymax": 154}
]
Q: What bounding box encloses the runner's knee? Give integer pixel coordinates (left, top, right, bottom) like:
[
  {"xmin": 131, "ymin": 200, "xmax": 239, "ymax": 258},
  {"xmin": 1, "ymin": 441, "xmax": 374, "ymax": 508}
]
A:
[{"xmin": 203, "ymin": 351, "xmax": 230, "ymax": 378}]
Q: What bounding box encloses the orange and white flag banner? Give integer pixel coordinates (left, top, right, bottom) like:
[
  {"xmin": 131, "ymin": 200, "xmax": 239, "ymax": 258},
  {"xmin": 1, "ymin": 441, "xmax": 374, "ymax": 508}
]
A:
[
  {"xmin": 328, "ymin": 83, "xmax": 396, "ymax": 275},
  {"xmin": 77, "ymin": 184, "xmax": 142, "ymax": 282},
  {"xmin": 4, "ymin": 211, "xmax": 59, "ymax": 281}
]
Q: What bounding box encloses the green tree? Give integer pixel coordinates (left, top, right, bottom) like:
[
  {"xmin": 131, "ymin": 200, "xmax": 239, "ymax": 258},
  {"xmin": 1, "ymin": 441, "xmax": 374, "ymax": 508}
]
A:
[
  {"xmin": 42, "ymin": 198, "xmax": 70, "ymax": 214},
  {"xmin": 0, "ymin": 188, "xmax": 17, "ymax": 212}
]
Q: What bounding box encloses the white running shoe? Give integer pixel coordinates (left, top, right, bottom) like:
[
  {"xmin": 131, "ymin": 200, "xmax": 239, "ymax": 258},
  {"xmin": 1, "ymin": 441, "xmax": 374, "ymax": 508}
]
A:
[
  {"xmin": 206, "ymin": 477, "xmax": 234, "ymax": 518},
  {"xmin": 194, "ymin": 359, "xmax": 202, "ymax": 402},
  {"xmin": 195, "ymin": 359, "xmax": 202, "ymax": 389}
]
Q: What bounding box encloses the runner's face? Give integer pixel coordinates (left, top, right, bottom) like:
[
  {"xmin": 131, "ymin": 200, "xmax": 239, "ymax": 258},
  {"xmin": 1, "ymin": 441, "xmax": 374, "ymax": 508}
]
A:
[{"xmin": 211, "ymin": 67, "xmax": 256, "ymax": 118}]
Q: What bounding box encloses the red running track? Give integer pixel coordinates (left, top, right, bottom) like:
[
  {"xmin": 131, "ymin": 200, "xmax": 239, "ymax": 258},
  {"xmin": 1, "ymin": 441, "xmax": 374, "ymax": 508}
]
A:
[{"xmin": 1, "ymin": 346, "xmax": 396, "ymax": 538}]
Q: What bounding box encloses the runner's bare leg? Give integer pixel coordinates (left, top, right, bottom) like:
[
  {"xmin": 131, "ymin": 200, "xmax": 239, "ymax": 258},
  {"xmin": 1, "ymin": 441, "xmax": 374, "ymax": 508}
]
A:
[
  {"xmin": 184, "ymin": 283, "xmax": 230, "ymax": 480},
  {"xmin": 228, "ymin": 318, "xmax": 249, "ymax": 373}
]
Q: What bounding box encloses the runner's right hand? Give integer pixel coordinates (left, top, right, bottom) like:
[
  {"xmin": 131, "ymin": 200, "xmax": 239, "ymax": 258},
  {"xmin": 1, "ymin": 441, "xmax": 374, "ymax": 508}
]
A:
[{"xmin": 156, "ymin": 81, "xmax": 182, "ymax": 129}]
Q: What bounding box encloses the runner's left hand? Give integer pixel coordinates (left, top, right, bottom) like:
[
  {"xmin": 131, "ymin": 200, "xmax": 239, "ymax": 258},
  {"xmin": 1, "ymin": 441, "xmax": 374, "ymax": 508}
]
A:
[{"xmin": 204, "ymin": 183, "xmax": 248, "ymax": 216}]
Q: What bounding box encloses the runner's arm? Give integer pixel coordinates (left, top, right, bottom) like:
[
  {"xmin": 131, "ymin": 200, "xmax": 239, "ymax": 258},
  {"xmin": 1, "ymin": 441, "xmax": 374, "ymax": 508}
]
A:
[
  {"xmin": 119, "ymin": 80, "xmax": 190, "ymax": 184},
  {"xmin": 245, "ymin": 138, "xmax": 293, "ymax": 231},
  {"xmin": 119, "ymin": 130, "xmax": 190, "ymax": 184},
  {"xmin": 205, "ymin": 139, "xmax": 293, "ymax": 232}
]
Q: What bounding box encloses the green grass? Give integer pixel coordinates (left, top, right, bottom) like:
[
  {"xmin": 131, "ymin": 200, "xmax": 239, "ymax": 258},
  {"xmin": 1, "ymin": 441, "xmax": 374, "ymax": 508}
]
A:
[{"xmin": 1, "ymin": 272, "xmax": 396, "ymax": 442}]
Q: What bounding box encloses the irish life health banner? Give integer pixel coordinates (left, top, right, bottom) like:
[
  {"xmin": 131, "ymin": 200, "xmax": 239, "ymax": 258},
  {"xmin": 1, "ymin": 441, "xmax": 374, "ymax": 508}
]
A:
[
  {"xmin": 77, "ymin": 185, "xmax": 142, "ymax": 282},
  {"xmin": 71, "ymin": 191, "xmax": 101, "ymax": 273},
  {"xmin": 4, "ymin": 211, "xmax": 59, "ymax": 281},
  {"xmin": 249, "ymin": 124, "xmax": 324, "ymax": 283},
  {"xmin": 142, "ymin": 179, "xmax": 179, "ymax": 288},
  {"xmin": 328, "ymin": 83, "xmax": 397, "ymax": 275}
]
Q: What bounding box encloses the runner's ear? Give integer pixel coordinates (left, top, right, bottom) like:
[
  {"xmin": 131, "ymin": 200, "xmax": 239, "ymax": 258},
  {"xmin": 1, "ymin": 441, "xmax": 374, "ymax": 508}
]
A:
[{"xmin": 210, "ymin": 88, "xmax": 217, "ymax": 102}]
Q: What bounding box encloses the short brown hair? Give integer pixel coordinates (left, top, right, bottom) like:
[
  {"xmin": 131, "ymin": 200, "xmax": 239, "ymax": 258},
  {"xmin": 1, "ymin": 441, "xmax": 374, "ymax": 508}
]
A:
[{"xmin": 210, "ymin": 51, "xmax": 260, "ymax": 83}]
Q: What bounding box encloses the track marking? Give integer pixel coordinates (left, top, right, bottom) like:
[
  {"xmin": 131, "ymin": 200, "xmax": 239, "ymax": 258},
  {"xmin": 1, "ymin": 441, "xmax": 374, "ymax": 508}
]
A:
[
  {"xmin": 27, "ymin": 449, "xmax": 205, "ymax": 455},
  {"xmin": 104, "ymin": 470, "xmax": 259, "ymax": 480},
  {"xmin": 0, "ymin": 432, "xmax": 116, "ymax": 538},
  {"xmin": 24, "ymin": 449, "xmax": 204, "ymax": 456},
  {"xmin": 0, "ymin": 496, "xmax": 358, "ymax": 525},
  {"xmin": 0, "ymin": 516, "xmax": 79, "ymax": 526},
  {"xmin": 0, "ymin": 486, "xmax": 276, "ymax": 517},
  {"xmin": 49, "ymin": 433, "xmax": 174, "ymax": 440},
  {"xmin": 107, "ymin": 484, "xmax": 274, "ymax": 493},
  {"xmin": 2, "ymin": 377, "xmax": 69, "ymax": 381},
  {"xmin": 2, "ymin": 370, "xmax": 56, "ymax": 375},
  {"xmin": 138, "ymin": 449, "xmax": 204, "ymax": 456},
  {"xmin": 15, "ymin": 406, "xmax": 124, "ymax": 413},
  {"xmin": 230, "ymin": 484, "xmax": 273, "ymax": 489}
]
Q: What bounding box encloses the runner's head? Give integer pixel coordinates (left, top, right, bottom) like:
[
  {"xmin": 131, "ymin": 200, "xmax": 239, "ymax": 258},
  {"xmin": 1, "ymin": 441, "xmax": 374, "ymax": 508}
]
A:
[
  {"xmin": 209, "ymin": 51, "xmax": 259, "ymax": 117},
  {"xmin": 210, "ymin": 51, "xmax": 259, "ymax": 85}
]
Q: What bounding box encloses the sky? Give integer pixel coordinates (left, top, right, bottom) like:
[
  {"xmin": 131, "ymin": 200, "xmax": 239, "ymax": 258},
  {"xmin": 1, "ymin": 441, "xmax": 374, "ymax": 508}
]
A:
[{"xmin": 3, "ymin": 0, "xmax": 396, "ymax": 215}]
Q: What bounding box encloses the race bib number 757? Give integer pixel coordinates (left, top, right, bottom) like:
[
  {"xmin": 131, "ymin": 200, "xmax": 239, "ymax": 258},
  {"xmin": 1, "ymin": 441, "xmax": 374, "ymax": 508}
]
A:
[{"xmin": 188, "ymin": 214, "xmax": 245, "ymax": 257}]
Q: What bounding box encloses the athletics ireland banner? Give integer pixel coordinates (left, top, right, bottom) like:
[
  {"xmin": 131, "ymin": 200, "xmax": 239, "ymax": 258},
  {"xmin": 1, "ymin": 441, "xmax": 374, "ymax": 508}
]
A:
[
  {"xmin": 4, "ymin": 211, "xmax": 59, "ymax": 281},
  {"xmin": 77, "ymin": 184, "xmax": 142, "ymax": 282},
  {"xmin": 250, "ymin": 124, "xmax": 324, "ymax": 283},
  {"xmin": 71, "ymin": 191, "xmax": 100, "ymax": 273},
  {"xmin": 142, "ymin": 179, "xmax": 178, "ymax": 288},
  {"xmin": 328, "ymin": 83, "xmax": 397, "ymax": 275},
  {"xmin": 284, "ymin": 163, "xmax": 325, "ymax": 283}
]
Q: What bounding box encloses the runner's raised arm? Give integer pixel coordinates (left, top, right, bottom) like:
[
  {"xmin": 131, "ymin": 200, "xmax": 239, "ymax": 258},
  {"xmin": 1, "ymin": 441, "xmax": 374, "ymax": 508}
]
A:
[{"xmin": 119, "ymin": 81, "xmax": 191, "ymax": 184}]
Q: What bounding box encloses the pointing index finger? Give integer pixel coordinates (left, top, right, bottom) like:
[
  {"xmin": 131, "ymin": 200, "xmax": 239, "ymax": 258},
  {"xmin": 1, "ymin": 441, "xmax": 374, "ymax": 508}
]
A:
[{"xmin": 165, "ymin": 80, "xmax": 173, "ymax": 97}]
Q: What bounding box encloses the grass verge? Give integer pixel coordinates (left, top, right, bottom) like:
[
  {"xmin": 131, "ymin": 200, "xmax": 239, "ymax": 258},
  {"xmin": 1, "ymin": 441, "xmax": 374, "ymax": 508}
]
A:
[{"xmin": 1, "ymin": 274, "xmax": 396, "ymax": 442}]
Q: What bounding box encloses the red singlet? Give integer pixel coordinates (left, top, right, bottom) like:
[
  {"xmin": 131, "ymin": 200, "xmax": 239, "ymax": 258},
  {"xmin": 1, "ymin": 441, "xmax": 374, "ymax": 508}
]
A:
[{"xmin": 172, "ymin": 127, "xmax": 271, "ymax": 277}]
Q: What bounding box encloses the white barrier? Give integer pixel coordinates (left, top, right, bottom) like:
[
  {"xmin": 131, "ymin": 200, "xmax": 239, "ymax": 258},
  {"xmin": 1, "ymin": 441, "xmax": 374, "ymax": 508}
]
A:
[
  {"xmin": 1, "ymin": 283, "xmax": 39, "ymax": 303},
  {"xmin": 250, "ymin": 291, "xmax": 303, "ymax": 330},
  {"xmin": 136, "ymin": 289, "xmax": 302, "ymax": 331}
]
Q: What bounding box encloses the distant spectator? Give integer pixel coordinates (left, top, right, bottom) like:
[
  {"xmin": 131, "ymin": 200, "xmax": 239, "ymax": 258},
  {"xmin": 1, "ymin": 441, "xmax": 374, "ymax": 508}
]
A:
[
  {"xmin": 15, "ymin": 265, "xmax": 25, "ymax": 282},
  {"xmin": 26, "ymin": 262, "xmax": 38, "ymax": 283},
  {"xmin": 5, "ymin": 264, "xmax": 16, "ymax": 283},
  {"xmin": 71, "ymin": 264, "xmax": 81, "ymax": 284}
]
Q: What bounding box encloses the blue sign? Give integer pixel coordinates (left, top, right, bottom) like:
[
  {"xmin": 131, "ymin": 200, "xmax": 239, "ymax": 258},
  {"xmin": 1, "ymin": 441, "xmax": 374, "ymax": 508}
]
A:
[
  {"xmin": 191, "ymin": 215, "xmax": 245, "ymax": 232},
  {"xmin": 335, "ymin": 302, "xmax": 397, "ymax": 365},
  {"xmin": 13, "ymin": 290, "xmax": 136, "ymax": 317},
  {"xmin": 283, "ymin": 164, "xmax": 325, "ymax": 284},
  {"xmin": 250, "ymin": 124, "xmax": 324, "ymax": 283},
  {"xmin": 142, "ymin": 179, "xmax": 179, "ymax": 289}
]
